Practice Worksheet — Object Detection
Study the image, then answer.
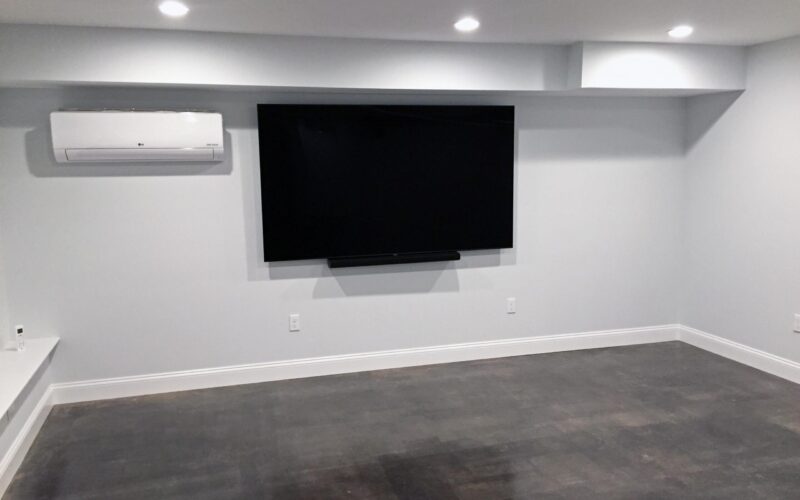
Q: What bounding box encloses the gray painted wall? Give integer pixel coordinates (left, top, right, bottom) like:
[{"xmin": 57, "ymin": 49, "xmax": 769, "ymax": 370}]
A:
[
  {"xmin": 683, "ymin": 36, "xmax": 800, "ymax": 362},
  {"xmin": 0, "ymin": 24, "xmax": 568, "ymax": 91},
  {"xmin": 0, "ymin": 223, "xmax": 9, "ymax": 348},
  {"xmin": 0, "ymin": 25, "xmax": 746, "ymax": 93},
  {"xmin": 0, "ymin": 88, "xmax": 685, "ymax": 383}
]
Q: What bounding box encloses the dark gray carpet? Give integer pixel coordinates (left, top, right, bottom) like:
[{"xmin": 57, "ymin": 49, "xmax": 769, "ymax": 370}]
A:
[{"xmin": 5, "ymin": 341, "xmax": 800, "ymax": 499}]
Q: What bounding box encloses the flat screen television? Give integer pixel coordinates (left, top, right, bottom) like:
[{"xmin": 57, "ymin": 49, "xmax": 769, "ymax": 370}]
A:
[{"xmin": 257, "ymin": 104, "xmax": 514, "ymax": 266}]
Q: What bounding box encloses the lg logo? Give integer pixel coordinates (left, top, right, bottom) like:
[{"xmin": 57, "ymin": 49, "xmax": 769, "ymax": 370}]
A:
[{"xmin": 137, "ymin": 142, "xmax": 144, "ymax": 146}]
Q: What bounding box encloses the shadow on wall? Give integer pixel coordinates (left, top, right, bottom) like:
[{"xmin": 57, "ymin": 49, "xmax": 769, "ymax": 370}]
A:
[
  {"xmin": 261, "ymin": 250, "xmax": 505, "ymax": 297},
  {"xmin": 314, "ymin": 261, "xmax": 461, "ymax": 297},
  {"xmin": 24, "ymin": 126, "xmax": 234, "ymax": 177},
  {"xmin": 685, "ymin": 91, "xmax": 743, "ymax": 152},
  {"xmin": 252, "ymin": 249, "xmax": 510, "ymax": 298},
  {"xmin": 516, "ymin": 96, "xmax": 687, "ymax": 159}
]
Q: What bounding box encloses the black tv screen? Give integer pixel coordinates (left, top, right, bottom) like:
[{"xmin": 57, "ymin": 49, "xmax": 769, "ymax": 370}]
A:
[{"xmin": 257, "ymin": 104, "xmax": 514, "ymax": 262}]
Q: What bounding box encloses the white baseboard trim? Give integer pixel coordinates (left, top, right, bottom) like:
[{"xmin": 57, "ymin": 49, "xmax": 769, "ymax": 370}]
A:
[
  {"xmin": 0, "ymin": 386, "xmax": 53, "ymax": 496},
  {"xmin": 4, "ymin": 322, "xmax": 800, "ymax": 498},
  {"xmin": 678, "ymin": 325, "xmax": 800, "ymax": 385},
  {"xmin": 51, "ymin": 324, "xmax": 680, "ymax": 405},
  {"xmin": 0, "ymin": 323, "xmax": 679, "ymax": 497}
]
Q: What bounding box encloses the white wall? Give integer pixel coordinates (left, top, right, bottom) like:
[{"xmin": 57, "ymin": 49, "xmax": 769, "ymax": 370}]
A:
[
  {"xmin": 683, "ymin": 36, "xmax": 800, "ymax": 362},
  {"xmin": 0, "ymin": 222, "xmax": 9, "ymax": 348},
  {"xmin": 0, "ymin": 24, "xmax": 568, "ymax": 92},
  {"xmin": 0, "ymin": 24, "xmax": 746, "ymax": 94},
  {"xmin": 579, "ymin": 42, "xmax": 746, "ymax": 91},
  {"xmin": 0, "ymin": 87, "xmax": 685, "ymax": 383}
]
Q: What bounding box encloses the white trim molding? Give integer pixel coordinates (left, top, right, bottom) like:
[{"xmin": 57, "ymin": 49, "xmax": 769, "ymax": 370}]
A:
[
  {"xmin": 1, "ymin": 323, "xmax": 679, "ymax": 495},
  {"xmin": 51, "ymin": 325, "xmax": 680, "ymax": 405},
  {"xmin": 0, "ymin": 387, "xmax": 53, "ymax": 495},
  {"xmin": 678, "ymin": 325, "xmax": 800, "ymax": 385},
  {"xmin": 5, "ymin": 323, "xmax": 800, "ymax": 498}
]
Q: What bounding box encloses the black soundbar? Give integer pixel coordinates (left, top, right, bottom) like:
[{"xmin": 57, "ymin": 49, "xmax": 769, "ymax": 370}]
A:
[{"xmin": 328, "ymin": 251, "xmax": 461, "ymax": 268}]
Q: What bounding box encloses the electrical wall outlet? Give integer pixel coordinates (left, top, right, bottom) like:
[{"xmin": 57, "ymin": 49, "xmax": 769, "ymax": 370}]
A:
[
  {"xmin": 506, "ymin": 297, "xmax": 516, "ymax": 314},
  {"xmin": 289, "ymin": 313, "xmax": 300, "ymax": 332},
  {"xmin": 794, "ymin": 314, "xmax": 800, "ymax": 333}
]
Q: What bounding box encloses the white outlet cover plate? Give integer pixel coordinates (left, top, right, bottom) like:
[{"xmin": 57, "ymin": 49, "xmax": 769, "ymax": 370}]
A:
[
  {"xmin": 506, "ymin": 298, "xmax": 516, "ymax": 314},
  {"xmin": 289, "ymin": 313, "xmax": 300, "ymax": 332}
]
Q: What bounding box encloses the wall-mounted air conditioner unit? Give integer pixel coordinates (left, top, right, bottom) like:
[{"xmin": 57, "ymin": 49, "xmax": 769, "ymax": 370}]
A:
[{"xmin": 50, "ymin": 110, "xmax": 224, "ymax": 163}]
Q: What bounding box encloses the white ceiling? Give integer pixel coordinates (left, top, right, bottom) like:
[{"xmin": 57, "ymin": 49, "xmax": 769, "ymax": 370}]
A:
[{"xmin": 2, "ymin": 0, "xmax": 800, "ymax": 46}]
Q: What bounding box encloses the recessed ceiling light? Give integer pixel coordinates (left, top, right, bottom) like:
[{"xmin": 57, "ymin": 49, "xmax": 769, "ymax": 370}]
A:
[
  {"xmin": 159, "ymin": 1, "xmax": 189, "ymax": 17},
  {"xmin": 668, "ymin": 25, "xmax": 694, "ymax": 39},
  {"xmin": 454, "ymin": 17, "xmax": 480, "ymax": 33}
]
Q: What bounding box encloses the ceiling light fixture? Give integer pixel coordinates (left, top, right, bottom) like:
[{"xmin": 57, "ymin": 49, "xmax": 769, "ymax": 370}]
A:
[
  {"xmin": 454, "ymin": 17, "xmax": 480, "ymax": 33},
  {"xmin": 159, "ymin": 1, "xmax": 189, "ymax": 18},
  {"xmin": 668, "ymin": 25, "xmax": 694, "ymax": 39}
]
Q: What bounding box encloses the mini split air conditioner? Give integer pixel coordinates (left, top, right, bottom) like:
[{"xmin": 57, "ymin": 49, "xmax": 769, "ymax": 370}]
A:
[{"xmin": 50, "ymin": 110, "xmax": 224, "ymax": 163}]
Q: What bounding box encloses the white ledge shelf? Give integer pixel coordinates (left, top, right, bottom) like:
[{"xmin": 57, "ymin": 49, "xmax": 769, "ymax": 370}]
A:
[{"xmin": 0, "ymin": 338, "xmax": 59, "ymax": 425}]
